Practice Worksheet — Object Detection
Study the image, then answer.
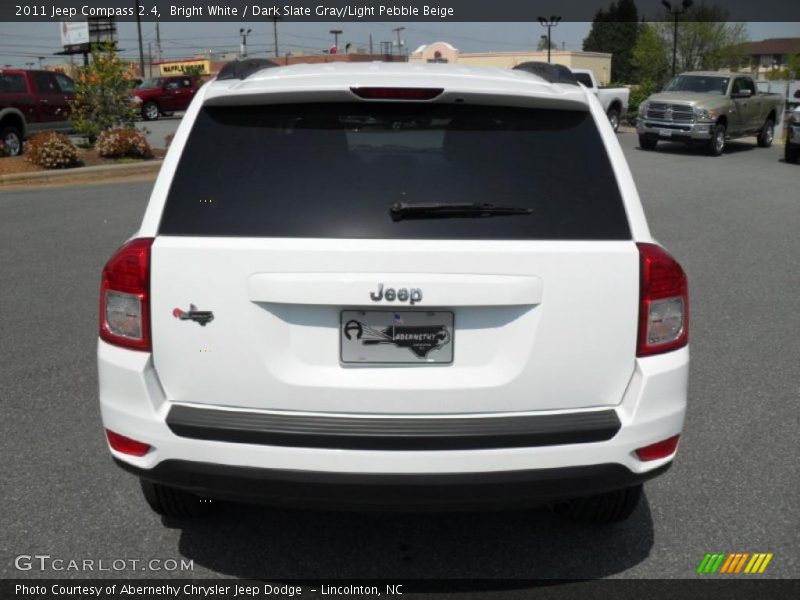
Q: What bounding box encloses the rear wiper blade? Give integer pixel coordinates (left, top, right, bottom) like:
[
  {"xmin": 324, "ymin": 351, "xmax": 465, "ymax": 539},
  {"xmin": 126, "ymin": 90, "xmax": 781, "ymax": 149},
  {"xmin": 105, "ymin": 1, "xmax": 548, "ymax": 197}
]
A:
[{"xmin": 390, "ymin": 202, "xmax": 533, "ymax": 221}]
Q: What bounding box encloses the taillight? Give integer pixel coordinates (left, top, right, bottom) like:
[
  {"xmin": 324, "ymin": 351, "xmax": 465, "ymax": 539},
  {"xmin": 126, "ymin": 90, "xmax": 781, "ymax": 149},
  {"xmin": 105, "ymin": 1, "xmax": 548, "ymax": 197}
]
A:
[
  {"xmin": 350, "ymin": 87, "xmax": 444, "ymax": 100},
  {"xmin": 635, "ymin": 435, "xmax": 680, "ymax": 461},
  {"xmin": 99, "ymin": 238, "xmax": 154, "ymax": 351},
  {"xmin": 105, "ymin": 430, "xmax": 151, "ymax": 457},
  {"xmin": 636, "ymin": 242, "xmax": 689, "ymax": 356}
]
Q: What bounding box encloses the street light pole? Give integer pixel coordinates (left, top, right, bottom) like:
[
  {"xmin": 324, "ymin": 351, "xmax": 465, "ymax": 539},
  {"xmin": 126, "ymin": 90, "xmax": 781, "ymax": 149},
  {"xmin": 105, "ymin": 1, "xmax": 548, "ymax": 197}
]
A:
[
  {"xmin": 239, "ymin": 28, "xmax": 252, "ymax": 58},
  {"xmin": 392, "ymin": 26, "xmax": 405, "ymax": 56},
  {"xmin": 537, "ymin": 16, "xmax": 561, "ymax": 64},
  {"xmin": 662, "ymin": 0, "xmax": 693, "ymax": 77}
]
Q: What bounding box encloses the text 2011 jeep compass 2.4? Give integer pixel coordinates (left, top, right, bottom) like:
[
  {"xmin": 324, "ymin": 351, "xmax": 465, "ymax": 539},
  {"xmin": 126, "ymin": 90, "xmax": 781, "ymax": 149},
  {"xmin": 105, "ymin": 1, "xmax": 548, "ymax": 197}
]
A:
[{"xmin": 98, "ymin": 63, "xmax": 689, "ymax": 524}]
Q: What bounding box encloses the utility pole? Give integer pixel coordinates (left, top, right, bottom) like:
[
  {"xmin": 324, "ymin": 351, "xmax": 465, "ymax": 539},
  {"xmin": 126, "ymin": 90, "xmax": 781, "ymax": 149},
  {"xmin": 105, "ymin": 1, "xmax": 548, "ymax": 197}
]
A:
[
  {"xmin": 272, "ymin": 17, "xmax": 280, "ymax": 57},
  {"xmin": 147, "ymin": 41, "xmax": 152, "ymax": 78},
  {"xmin": 369, "ymin": 34, "xmax": 373, "ymax": 55},
  {"xmin": 155, "ymin": 21, "xmax": 162, "ymax": 62},
  {"xmin": 392, "ymin": 26, "xmax": 405, "ymax": 56},
  {"xmin": 662, "ymin": 0, "xmax": 693, "ymax": 76},
  {"xmin": 329, "ymin": 29, "xmax": 342, "ymax": 54},
  {"xmin": 134, "ymin": 0, "xmax": 145, "ymax": 77},
  {"xmin": 536, "ymin": 16, "xmax": 561, "ymax": 64}
]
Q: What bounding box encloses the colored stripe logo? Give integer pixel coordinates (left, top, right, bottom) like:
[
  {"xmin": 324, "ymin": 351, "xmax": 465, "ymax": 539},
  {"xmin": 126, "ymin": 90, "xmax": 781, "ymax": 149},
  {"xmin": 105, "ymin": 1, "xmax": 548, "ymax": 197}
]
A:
[{"xmin": 697, "ymin": 552, "xmax": 773, "ymax": 574}]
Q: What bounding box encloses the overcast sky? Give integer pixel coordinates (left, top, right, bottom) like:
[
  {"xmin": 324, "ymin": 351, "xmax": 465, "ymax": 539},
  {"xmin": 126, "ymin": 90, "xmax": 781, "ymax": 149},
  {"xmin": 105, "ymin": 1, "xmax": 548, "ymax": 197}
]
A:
[{"xmin": 1, "ymin": 21, "xmax": 798, "ymax": 68}]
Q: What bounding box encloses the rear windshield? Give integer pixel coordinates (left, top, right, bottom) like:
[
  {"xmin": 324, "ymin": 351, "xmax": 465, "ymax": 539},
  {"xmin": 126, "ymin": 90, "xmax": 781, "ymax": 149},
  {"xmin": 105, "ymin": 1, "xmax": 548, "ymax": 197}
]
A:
[{"xmin": 159, "ymin": 103, "xmax": 630, "ymax": 240}]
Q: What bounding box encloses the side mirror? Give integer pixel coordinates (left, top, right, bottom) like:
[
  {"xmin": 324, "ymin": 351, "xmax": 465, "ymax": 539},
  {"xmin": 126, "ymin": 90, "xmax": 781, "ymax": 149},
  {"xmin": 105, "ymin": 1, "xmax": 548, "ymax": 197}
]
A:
[
  {"xmin": 653, "ymin": 84, "xmax": 663, "ymax": 93},
  {"xmin": 732, "ymin": 89, "xmax": 752, "ymax": 99},
  {"xmin": 794, "ymin": 89, "xmax": 800, "ymax": 99}
]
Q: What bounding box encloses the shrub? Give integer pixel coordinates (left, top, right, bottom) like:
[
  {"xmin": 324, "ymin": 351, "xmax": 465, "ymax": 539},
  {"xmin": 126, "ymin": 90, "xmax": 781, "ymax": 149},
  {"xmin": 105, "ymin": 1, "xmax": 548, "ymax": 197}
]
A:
[
  {"xmin": 96, "ymin": 128, "xmax": 153, "ymax": 159},
  {"xmin": 26, "ymin": 132, "xmax": 80, "ymax": 169},
  {"xmin": 627, "ymin": 80, "xmax": 657, "ymax": 125},
  {"xmin": 69, "ymin": 43, "xmax": 138, "ymax": 142}
]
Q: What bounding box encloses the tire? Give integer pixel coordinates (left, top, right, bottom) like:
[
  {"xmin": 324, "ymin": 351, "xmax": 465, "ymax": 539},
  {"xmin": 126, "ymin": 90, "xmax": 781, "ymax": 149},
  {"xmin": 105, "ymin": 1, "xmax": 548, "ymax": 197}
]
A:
[
  {"xmin": 707, "ymin": 123, "xmax": 726, "ymax": 156},
  {"xmin": 607, "ymin": 107, "xmax": 620, "ymax": 133},
  {"xmin": 142, "ymin": 101, "xmax": 160, "ymax": 121},
  {"xmin": 140, "ymin": 479, "xmax": 208, "ymax": 518},
  {"xmin": 786, "ymin": 143, "xmax": 800, "ymax": 164},
  {"xmin": 555, "ymin": 484, "xmax": 643, "ymax": 524},
  {"xmin": 1, "ymin": 123, "xmax": 23, "ymax": 156},
  {"xmin": 639, "ymin": 135, "xmax": 657, "ymax": 150},
  {"xmin": 757, "ymin": 118, "xmax": 774, "ymax": 148}
]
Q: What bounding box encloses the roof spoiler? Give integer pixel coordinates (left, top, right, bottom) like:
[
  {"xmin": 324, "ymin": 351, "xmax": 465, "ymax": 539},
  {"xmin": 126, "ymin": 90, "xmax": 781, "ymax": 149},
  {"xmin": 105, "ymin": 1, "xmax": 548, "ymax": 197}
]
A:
[
  {"xmin": 217, "ymin": 58, "xmax": 279, "ymax": 81},
  {"xmin": 513, "ymin": 62, "xmax": 578, "ymax": 86}
]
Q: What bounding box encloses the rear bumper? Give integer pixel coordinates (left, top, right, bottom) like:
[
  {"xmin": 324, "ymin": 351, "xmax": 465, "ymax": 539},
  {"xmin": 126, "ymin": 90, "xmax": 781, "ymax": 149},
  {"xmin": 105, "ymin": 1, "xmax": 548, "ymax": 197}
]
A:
[
  {"xmin": 116, "ymin": 457, "xmax": 670, "ymax": 509},
  {"xmin": 98, "ymin": 340, "xmax": 688, "ymax": 506},
  {"xmin": 165, "ymin": 404, "xmax": 621, "ymax": 451},
  {"xmin": 637, "ymin": 118, "xmax": 714, "ymax": 141}
]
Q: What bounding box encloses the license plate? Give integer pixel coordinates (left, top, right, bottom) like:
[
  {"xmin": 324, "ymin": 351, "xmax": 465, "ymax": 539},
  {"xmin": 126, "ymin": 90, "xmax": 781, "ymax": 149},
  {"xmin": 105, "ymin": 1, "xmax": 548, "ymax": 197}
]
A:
[
  {"xmin": 341, "ymin": 310, "xmax": 454, "ymax": 364},
  {"xmin": 659, "ymin": 128, "xmax": 673, "ymax": 137}
]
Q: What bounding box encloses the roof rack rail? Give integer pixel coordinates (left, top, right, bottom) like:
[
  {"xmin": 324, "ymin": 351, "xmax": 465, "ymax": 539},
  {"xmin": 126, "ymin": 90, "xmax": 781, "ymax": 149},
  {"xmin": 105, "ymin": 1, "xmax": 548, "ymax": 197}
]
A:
[
  {"xmin": 217, "ymin": 58, "xmax": 279, "ymax": 81},
  {"xmin": 513, "ymin": 62, "xmax": 578, "ymax": 86}
]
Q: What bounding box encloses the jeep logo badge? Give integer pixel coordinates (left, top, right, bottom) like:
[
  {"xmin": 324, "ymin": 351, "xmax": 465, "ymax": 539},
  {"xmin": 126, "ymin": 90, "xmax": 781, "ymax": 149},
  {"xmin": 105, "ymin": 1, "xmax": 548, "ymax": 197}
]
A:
[{"xmin": 369, "ymin": 283, "xmax": 423, "ymax": 305}]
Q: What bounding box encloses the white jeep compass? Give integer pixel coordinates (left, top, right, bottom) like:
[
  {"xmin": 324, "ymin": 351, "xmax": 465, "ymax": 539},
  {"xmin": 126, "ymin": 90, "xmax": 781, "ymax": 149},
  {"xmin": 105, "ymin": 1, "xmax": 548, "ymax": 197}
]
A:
[{"xmin": 98, "ymin": 62, "xmax": 689, "ymax": 524}]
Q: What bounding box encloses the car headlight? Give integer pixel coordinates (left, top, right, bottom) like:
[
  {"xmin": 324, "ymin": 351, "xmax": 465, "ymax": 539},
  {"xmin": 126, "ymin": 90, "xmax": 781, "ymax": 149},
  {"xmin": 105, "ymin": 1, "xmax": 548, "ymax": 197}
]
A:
[
  {"xmin": 130, "ymin": 96, "xmax": 142, "ymax": 105},
  {"xmin": 638, "ymin": 102, "xmax": 648, "ymax": 115},
  {"xmin": 790, "ymin": 111, "xmax": 800, "ymax": 124},
  {"xmin": 693, "ymin": 107, "xmax": 716, "ymax": 121}
]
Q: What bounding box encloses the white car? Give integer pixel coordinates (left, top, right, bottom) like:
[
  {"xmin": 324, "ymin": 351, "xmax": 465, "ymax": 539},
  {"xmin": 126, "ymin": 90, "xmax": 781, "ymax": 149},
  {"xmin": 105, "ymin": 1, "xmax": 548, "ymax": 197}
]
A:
[
  {"xmin": 571, "ymin": 68, "xmax": 630, "ymax": 132},
  {"xmin": 98, "ymin": 62, "xmax": 689, "ymax": 524}
]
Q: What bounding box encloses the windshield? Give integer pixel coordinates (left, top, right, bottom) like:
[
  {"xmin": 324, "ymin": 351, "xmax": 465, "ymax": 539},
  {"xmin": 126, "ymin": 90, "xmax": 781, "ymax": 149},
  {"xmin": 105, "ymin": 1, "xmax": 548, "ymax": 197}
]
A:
[
  {"xmin": 160, "ymin": 103, "xmax": 630, "ymax": 240},
  {"xmin": 137, "ymin": 78, "xmax": 163, "ymax": 89},
  {"xmin": 664, "ymin": 75, "xmax": 729, "ymax": 95}
]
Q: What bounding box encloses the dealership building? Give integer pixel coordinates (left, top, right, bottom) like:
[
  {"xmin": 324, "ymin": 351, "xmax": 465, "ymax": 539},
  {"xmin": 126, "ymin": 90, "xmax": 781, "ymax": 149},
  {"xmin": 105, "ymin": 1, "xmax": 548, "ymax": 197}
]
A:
[{"xmin": 410, "ymin": 42, "xmax": 613, "ymax": 84}]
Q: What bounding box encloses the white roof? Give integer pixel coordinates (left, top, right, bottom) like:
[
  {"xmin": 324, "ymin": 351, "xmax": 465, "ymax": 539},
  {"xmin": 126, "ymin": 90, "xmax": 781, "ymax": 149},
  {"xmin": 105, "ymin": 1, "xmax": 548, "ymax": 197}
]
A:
[{"xmin": 203, "ymin": 62, "xmax": 590, "ymax": 110}]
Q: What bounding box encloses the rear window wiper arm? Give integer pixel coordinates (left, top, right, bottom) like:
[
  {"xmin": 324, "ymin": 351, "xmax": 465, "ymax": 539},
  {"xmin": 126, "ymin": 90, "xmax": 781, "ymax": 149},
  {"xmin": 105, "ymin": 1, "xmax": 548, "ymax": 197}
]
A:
[{"xmin": 390, "ymin": 202, "xmax": 533, "ymax": 221}]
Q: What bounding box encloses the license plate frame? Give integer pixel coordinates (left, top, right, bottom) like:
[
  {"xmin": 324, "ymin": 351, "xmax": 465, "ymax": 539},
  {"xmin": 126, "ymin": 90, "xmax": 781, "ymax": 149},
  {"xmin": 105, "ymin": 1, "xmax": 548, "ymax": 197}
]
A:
[
  {"xmin": 659, "ymin": 128, "xmax": 673, "ymax": 137},
  {"xmin": 340, "ymin": 310, "xmax": 454, "ymax": 365}
]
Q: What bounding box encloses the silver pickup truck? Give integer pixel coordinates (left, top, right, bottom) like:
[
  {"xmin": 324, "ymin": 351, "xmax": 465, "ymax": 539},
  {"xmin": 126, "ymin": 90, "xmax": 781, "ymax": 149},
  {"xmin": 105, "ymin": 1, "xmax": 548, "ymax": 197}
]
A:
[{"xmin": 637, "ymin": 71, "xmax": 784, "ymax": 156}]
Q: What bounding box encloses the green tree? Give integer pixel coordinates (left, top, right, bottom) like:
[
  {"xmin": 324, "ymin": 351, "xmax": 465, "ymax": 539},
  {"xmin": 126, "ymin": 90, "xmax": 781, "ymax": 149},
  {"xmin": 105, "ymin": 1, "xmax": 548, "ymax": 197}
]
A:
[
  {"xmin": 537, "ymin": 35, "xmax": 556, "ymax": 51},
  {"xmin": 69, "ymin": 43, "xmax": 138, "ymax": 143},
  {"xmin": 655, "ymin": 4, "xmax": 747, "ymax": 73},
  {"xmin": 583, "ymin": 0, "xmax": 640, "ymax": 83},
  {"xmin": 764, "ymin": 52, "xmax": 800, "ymax": 80},
  {"xmin": 632, "ymin": 23, "xmax": 670, "ymax": 84}
]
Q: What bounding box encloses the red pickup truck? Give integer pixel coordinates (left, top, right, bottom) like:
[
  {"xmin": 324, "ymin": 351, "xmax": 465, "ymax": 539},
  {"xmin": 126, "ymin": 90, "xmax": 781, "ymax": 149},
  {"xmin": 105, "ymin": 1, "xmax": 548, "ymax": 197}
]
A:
[
  {"xmin": 130, "ymin": 76, "xmax": 199, "ymax": 121},
  {"xmin": 0, "ymin": 69, "xmax": 75, "ymax": 156}
]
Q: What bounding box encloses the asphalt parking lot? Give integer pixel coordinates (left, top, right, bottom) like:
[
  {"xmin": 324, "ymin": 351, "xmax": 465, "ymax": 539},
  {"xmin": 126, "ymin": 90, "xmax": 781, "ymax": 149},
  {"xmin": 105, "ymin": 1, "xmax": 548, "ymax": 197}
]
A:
[
  {"xmin": 136, "ymin": 114, "xmax": 183, "ymax": 150},
  {"xmin": 1, "ymin": 132, "xmax": 798, "ymax": 581}
]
